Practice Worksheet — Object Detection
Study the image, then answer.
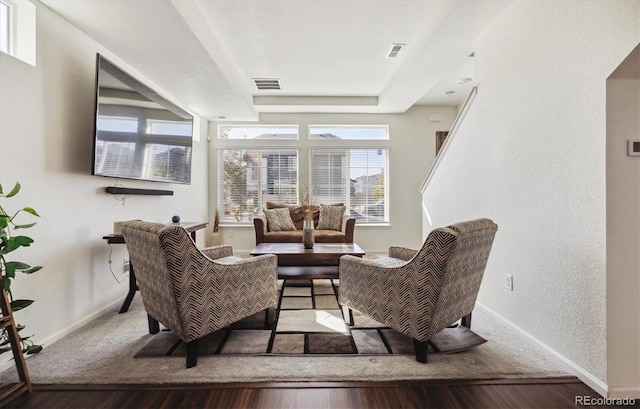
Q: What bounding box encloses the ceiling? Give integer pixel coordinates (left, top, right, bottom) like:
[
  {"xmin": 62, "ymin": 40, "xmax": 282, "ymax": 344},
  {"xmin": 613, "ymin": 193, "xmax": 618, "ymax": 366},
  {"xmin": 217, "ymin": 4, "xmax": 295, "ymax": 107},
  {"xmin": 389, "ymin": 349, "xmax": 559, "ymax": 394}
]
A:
[{"xmin": 39, "ymin": 0, "xmax": 512, "ymax": 121}]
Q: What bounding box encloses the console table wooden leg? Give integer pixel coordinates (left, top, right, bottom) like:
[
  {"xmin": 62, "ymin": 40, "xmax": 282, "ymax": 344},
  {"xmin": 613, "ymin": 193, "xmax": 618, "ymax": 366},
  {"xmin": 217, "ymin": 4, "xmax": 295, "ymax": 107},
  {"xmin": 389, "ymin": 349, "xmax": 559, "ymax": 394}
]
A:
[{"xmin": 118, "ymin": 262, "xmax": 138, "ymax": 313}]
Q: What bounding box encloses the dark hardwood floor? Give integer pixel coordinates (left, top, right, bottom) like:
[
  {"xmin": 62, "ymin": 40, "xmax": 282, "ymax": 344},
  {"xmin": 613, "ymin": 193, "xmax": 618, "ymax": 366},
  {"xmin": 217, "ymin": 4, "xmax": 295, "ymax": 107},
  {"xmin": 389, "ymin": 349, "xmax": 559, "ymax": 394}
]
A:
[{"xmin": 4, "ymin": 377, "xmax": 630, "ymax": 409}]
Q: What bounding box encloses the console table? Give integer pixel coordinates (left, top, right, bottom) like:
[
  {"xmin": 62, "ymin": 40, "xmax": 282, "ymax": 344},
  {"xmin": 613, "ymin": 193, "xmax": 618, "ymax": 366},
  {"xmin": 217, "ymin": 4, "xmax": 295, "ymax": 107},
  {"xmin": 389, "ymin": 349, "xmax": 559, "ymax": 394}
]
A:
[{"xmin": 103, "ymin": 221, "xmax": 207, "ymax": 313}]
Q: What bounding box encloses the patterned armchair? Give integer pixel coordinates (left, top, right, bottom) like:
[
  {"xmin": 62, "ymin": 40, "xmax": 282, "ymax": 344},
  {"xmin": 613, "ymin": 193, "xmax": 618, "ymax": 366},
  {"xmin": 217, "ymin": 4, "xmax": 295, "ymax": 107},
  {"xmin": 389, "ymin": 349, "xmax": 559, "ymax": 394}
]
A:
[
  {"xmin": 338, "ymin": 218, "xmax": 498, "ymax": 363},
  {"xmin": 120, "ymin": 221, "xmax": 278, "ymax": 368}
]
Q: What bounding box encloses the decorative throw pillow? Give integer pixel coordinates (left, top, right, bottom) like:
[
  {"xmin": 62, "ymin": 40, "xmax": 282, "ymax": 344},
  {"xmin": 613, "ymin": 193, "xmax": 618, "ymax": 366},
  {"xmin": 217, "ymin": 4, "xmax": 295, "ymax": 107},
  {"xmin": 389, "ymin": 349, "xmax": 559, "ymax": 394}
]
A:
[
  {"xmin": 263, "ymin": 208, "xmax": 296, "ymax": 232},
  {"xmin": 317, "ymin": 204, "xmax": 346, "ymax": 231}
]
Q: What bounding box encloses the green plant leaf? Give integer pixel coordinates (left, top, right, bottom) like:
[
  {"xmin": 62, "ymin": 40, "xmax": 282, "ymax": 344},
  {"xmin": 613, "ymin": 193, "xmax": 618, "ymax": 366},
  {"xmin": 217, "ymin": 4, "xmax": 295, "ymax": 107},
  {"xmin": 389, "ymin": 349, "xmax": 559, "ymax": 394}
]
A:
[
  {"xmin": 5, "ymin": 261, "xmax": 30, "ymax": 272},
  {"xmin": 0, "ymin": 181, "xmax": 43, "ymax": 358},
  {"xmin": 23, "ymin": 266, "xmax": 42, "ymax": 274},
  {"xmin": 25, "ymin": 344, "xmax": 42, "ymax": 354},
  {"xmin": 3, "ymin": 236, "xmax": 34, "ymax": 253},
  {"xmin": 5, "ymin": 183, "xmax": 20, "ymax": 198},
  {"xmin": 4, "ymin": 263, "xmax": 16, "ymax": 279},
  {"xmin": 14, "ymin": 222, "xmax": 37, "ymax": 229},
  {"xmin": 21, "ymin": 207, "xmax": 39, "ymax": 217},
  {"xmin": 10, "ymin": 299, "xmax": 34, "ymax": 311}
]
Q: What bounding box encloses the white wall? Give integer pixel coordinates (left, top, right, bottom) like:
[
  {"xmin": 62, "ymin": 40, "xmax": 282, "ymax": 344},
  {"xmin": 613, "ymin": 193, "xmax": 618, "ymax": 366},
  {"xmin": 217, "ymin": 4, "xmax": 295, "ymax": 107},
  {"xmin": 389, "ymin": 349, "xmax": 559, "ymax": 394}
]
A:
[
  {"xmin": 606, "ymin": 45, "xmax": 640, "ymax": 398},
  {"xmin": 0, "ymin": 2, "xmax": 209, "ymax": 362},
  {"xmin": 209, "ymin": 106, "xmax": 457, "ymax": 254},
  {"xmin": 421, "ymin": 0, "xmax": 639, "ymax": 397}
]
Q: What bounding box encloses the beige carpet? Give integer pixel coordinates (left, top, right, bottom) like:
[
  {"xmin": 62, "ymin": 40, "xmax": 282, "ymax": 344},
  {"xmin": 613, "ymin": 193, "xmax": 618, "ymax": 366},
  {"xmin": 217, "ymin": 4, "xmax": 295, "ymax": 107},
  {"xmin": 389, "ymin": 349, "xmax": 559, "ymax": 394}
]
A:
[{"xmin": 0, "ymin": 281, "xmax": 571, "ymax": 384}]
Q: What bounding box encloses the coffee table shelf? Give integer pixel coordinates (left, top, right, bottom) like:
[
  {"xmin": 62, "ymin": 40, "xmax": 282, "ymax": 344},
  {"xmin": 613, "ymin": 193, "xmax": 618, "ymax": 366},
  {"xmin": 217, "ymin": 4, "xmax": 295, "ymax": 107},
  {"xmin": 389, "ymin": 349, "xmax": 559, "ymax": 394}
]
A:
[
  {"xmin": 277, "ymin": 266, "xmax": 340, "ymax": 280},
  {"xmin": 250, "ymin": 243, "xmax": 364, "ymax": 279}
]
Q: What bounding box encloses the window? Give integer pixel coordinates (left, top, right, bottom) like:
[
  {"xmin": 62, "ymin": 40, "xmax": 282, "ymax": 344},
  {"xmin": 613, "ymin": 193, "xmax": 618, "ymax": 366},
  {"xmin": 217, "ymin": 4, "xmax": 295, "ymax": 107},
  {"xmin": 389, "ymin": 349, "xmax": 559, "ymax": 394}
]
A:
[
  {"xmin": 0, "ymin": 1, "xmax": 10, "ymax": 54},
  {"xmin": 309, "ymin": 125, "xmax": 388, "ymax": 140},
  {"xmin": 310, "ymin": 148, "xmax": 388, "ymax": 223},
  {"xmin": 219, "ymin": 125, "xmax": 298, "ymax": 140},
  {"xmin": 217, "ymin": 124, "xmax": 389, "ymax": 225},
  {"xmin": 0, "ymin": 0, "xmax": 35, "ymax": 66},
  {"xmin": 219, "ymin": 149, "xmax": 298, "ymax": 223}
]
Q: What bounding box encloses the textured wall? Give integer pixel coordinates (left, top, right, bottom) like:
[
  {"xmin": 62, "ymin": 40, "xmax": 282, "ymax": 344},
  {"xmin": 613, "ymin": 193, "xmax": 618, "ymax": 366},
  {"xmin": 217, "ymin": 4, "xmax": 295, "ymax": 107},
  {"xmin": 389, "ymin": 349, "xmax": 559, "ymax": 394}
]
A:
[
  {"xmin": 0, "ymin": 2, "xmax": 209, "ymax": 362},
  {"xmin": 606, "ymin": 47, "xmax": 640, "ymax": 397},
  {"xmin": 421, "ymin": 0, "xmax": 639, "ymax": 391}
]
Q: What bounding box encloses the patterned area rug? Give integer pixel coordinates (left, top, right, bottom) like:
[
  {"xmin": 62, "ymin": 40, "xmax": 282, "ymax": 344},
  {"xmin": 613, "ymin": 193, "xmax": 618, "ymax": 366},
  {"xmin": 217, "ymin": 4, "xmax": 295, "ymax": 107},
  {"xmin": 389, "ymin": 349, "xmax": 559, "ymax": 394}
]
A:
[{"xmin": 134, "ymin": 278, "xmax": 486, "ymax": 358}]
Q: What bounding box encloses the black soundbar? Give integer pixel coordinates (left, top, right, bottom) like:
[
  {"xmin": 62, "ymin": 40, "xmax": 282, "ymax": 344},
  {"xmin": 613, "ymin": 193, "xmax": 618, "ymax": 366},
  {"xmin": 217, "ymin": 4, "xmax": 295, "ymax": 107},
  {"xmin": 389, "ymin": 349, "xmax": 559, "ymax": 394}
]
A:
[{"xmin": 105, "ymin": 187, "xmax": 174, "ymax": 196}]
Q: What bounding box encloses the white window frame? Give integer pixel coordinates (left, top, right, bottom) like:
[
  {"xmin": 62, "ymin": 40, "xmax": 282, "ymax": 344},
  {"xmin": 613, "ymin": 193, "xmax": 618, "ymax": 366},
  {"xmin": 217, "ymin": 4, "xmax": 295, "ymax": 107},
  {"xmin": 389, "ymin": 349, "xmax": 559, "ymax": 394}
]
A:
[
  {"xmin": 0, "ymin": 0, "xmax": 35, "ymax": 66},
  {"xmin": 217, "ymin": 124, "xmax": 301, "ymax": 225},
  {"xmin": 218, "ymin": 148, "xmax": 299, "ymax": 224},
  {"xmin": 309, "ymin": 125, "xmax": 389, "ymax": 140},
  {"xmin": 216, "ymin": 123, "xmax": 390, "ymax": 225},
  {"xmin": 218, "ymin": 124, "xmax": 299, "ymax": 140},
  {"xmin": 0, "ymin": 0, "xmax": 14, "ymax": 55}
]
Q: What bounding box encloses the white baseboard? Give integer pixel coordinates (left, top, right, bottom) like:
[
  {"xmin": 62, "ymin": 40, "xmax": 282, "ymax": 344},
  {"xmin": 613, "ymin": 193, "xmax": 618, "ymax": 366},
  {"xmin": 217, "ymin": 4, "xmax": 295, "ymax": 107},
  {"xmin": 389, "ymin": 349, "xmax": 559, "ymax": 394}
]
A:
[
  {"xmin": 476, "ymin": 302, "xmax": 610, "ymax": 398},
  {"xmin": 0, "ymin": 298, "xmax": 122, "ymax": 374},
  {"xmin": 608, "ymin": 386, "xmax": 640, "ymax": 399}
]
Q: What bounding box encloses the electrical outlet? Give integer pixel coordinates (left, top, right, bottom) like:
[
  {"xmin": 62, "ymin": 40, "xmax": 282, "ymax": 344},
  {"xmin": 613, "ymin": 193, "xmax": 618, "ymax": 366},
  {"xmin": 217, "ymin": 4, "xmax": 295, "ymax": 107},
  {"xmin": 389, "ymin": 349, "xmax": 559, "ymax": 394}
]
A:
[
  {"xmin": 228, "ymin": 230, "xmax": 234, "ymax": 238},
  {"xmin": 505, "ymin": 274, "xmax": 513, "ymax": 291},
  {"xmin": 122, "ymin": 259, "xmax": 130, "ymax": 274}
]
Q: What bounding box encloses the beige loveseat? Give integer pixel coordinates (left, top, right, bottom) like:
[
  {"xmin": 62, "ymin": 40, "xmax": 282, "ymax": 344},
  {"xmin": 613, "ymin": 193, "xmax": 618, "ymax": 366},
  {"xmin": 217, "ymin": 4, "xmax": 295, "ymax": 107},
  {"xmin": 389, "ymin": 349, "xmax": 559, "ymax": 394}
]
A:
[{"xmin": 253, "ymin": 202, "xmax": 356, "ymax": 245}]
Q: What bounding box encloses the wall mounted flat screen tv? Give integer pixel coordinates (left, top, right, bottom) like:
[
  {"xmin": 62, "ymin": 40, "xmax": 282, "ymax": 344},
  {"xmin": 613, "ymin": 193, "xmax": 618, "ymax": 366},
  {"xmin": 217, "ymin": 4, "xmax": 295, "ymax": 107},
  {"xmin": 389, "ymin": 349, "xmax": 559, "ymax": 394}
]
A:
[{"xmin": 92, "ymin": 54, "xmax": 193, "ymax": 184}]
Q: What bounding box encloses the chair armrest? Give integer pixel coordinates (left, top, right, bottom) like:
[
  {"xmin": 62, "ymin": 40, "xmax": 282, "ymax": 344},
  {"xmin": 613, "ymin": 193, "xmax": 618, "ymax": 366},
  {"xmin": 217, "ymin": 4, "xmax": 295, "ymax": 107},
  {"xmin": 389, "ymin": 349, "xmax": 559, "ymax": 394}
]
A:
[
  {"xmin": 388, "ymin": 246, "xmax": 417, "ymax": 261},
  {"xmin": 254, "ymin": 216, "xmax": 268, "ymax": 245},
  {"xmin": 201, "ymin": 245, "xmax": 233, "ymax": 260},
  {"xmin": 342, "ymin": 216, "xmax": 356, "ymax": 243}
]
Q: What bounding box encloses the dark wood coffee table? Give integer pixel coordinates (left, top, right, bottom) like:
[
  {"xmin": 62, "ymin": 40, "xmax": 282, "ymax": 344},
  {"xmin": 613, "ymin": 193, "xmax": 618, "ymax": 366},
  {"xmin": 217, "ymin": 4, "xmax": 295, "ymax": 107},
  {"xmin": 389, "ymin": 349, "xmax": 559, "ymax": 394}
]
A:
[{"xmin": 250, "ymin": 243, "xmax": 365, "ymax": 279}]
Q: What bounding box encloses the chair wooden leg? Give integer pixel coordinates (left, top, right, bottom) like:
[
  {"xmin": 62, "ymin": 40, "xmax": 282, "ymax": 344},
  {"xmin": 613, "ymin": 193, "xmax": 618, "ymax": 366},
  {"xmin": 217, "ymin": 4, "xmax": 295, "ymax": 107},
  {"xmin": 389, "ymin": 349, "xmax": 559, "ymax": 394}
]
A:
[
  {"xmin": 148, "ymin": 315, "xmax": 159, "ymax": 334},
  {"xmin": 265, "ymin": 307, "xmax": 276, "ymax": 327},
  {"xmin": 461, "ymin": 312, "xmax": 472, "ymax": 328},
  {"xmin": 413, "ymin": 339, "xmax": 428, "ymax": 363},
  {"xmin": 185, "ymin": 339, "xmax": 200, "ymax": 368}
]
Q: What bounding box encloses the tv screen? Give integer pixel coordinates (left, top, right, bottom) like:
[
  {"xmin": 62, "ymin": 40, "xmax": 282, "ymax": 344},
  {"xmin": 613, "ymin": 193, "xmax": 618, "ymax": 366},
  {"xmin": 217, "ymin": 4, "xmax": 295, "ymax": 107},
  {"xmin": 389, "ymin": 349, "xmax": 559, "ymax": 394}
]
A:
[{"xmin": 92, "ymin": 54, "xmax": 193, "ymax": 184}]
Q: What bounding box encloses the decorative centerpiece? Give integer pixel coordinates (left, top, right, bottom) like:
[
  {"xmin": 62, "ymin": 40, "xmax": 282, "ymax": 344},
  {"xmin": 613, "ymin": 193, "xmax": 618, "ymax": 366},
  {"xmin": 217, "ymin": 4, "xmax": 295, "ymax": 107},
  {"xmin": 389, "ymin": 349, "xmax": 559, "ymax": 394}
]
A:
[
  {"xmin": 209, "ymin": 209, "xmax": 221, "ymax": 246},
  {"xmin": 301, "ymin": 185, "xmax": 314, "ymax": 249}
]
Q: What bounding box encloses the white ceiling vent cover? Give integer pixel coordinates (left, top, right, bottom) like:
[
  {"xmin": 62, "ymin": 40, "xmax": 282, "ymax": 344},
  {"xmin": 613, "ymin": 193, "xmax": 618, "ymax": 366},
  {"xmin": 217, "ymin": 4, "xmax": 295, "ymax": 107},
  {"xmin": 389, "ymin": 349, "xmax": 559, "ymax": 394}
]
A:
[
  {"xmin": 386, "ymin": 43, "xmax": 405, "ymax": 58},
  {"xmin": 253, "ymin": 78, "xmax": 281, "ymax": 90}
]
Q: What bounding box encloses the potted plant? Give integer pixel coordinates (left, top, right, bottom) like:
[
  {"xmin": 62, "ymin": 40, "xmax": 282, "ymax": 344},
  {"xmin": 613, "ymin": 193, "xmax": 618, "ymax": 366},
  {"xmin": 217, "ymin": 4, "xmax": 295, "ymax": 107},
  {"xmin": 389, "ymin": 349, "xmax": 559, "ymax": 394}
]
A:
[{"xmin": 0, "ymin": 182, "xmax": 42, "ymax": 356}]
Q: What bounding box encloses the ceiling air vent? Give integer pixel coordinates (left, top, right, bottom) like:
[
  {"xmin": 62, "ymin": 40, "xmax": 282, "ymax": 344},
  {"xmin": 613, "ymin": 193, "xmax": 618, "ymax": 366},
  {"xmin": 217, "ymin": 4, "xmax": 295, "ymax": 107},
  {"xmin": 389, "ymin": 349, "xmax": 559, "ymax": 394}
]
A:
[
  {"xmin": 386, "ymin": 43, "xmax": 405, "ymax": 58},
  {"xmin": 253, "ymin": 78, "xmax": 281, "ymax": 90}
]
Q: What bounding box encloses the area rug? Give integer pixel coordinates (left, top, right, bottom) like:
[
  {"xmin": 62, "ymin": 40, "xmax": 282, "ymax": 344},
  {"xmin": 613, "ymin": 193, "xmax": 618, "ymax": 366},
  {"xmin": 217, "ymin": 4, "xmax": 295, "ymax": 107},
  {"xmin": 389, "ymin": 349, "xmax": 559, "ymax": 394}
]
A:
[
  {"xmin": 135, "ymin": 278, "xmax": 487, "ymax": 358},
  {"xmin": 0, "ymin": 279, "xmax": 571, "ymax": 385}
]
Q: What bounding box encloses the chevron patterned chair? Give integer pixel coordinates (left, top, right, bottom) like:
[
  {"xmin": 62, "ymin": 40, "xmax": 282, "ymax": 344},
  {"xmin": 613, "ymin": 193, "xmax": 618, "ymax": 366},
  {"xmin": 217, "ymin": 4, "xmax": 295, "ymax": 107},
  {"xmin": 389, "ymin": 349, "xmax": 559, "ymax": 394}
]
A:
[
  {"xmin": 120, "ymin": 220, "xmax": 278, "ymax": 368},
  {"xmin": 338, "ymin": 218, "xmax": 498, "ymax": 363}
]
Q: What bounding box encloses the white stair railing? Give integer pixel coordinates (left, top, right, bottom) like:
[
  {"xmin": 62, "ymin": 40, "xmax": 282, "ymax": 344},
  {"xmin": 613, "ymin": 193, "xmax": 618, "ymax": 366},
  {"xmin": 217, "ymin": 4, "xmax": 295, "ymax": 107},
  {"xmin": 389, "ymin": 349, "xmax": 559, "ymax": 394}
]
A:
[{"xmin": 419, "ymin": 86, "xmax": 478, "ymax": 194}]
